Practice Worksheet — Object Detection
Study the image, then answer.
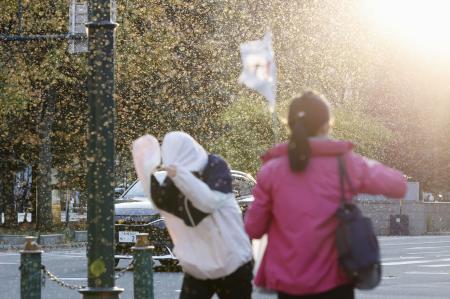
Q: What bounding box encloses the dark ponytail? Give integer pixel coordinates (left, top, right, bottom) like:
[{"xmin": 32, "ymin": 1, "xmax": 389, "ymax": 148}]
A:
[
  {"xmin": 288, "ymin": 118, "xmax": 310, "ymax": 171},
  {"xmin": 288, "ymin": 92, "xmax": 330, "ymax": 172}
]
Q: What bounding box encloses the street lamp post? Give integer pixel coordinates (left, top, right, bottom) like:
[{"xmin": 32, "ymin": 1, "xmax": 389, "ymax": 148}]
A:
[{"xmin": 78, "ymin": 0, "xmax": 122, "ymax": 298}]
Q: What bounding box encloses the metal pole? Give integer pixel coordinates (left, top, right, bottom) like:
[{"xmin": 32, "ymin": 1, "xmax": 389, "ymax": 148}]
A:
[
  {"xmin": 271, "ymin": 110, "xmax": 279, "ymax": 144},
  {"xmin": 132, "ymin": 234, "xmax": 154, "ymax": 299},
  {"xmin": 79, "ymin": 1, "xmax": 122, "ymax": 298},
  {"xmin": 20, "ymin": 236, "xmax": 43, "ymax": 299},
  {"xmin": 65, "ymin": 190, "xmax": 70, "ymax": 226},
  {"xmin": 17, "ymin": 0, "xmax": 23, "ymax": 34}
]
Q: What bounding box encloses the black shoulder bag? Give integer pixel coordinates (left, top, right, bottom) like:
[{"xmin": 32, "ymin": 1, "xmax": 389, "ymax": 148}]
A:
[
  {"xmin": 335, "ymin": 156, "xmax": 381, "ymax": 290},
  {"xmin": 150, "ymin": 174, "xmax": 209, "ymax": 227}
]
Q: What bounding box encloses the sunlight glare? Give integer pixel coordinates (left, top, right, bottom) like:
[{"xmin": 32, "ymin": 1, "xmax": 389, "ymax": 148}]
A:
[{"xmin": 362, "ymin": 0, "xmax": 450, "ymax": 59}]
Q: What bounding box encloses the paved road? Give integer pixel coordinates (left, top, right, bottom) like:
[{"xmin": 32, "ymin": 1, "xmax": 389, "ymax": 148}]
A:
[{"xmin": 1, "ymin": 236, "xmax": 450, "ymax": 299}]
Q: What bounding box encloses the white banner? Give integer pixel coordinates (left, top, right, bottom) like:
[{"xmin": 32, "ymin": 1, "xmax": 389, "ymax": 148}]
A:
[{"xmin": 238, "ymin": 32, "xmax": 277, "ymax": 111}]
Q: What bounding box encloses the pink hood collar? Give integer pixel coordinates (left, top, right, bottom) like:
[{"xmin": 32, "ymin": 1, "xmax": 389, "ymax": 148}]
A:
[{"xmin": 261, "ymin": 139, "xmax": 354, "ymax": 163}]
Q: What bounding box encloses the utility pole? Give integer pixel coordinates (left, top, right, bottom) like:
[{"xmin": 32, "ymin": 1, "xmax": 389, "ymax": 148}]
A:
[{"xmin": 79, "ymin": 0, "xmax": 122, "ymax": 298}]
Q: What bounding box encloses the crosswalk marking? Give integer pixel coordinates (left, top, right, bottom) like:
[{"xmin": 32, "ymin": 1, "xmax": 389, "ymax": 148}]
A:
[
  {"xmin": 382, "ymin": 240, "xmax": 450, "ymax": 246},
  {"xmin": 406, "ymin": 250, "xmax": 450, "ymax": 254},
  {"xmin": 383, "ymin": 258, "xmax": 450, "ymax": 266},
  {"xmin": 382, "ymin": 256, "xmax": 423, "ymax": 261},
  {"xmin": 406, "ymin": 245, "xmax": 450, "ymax": 250},
  {"xmin": 405, "ymin": 271, "xmax": 450, "ymax": 275},
  {"xmin": 420, "ymin": 264, "xmax": 450, "ymax": 268}
]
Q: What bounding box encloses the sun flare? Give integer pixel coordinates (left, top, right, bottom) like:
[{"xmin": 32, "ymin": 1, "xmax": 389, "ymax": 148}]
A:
[{"xmin": 362, "ymin": 0, "xmax": 450, "ymax": 59}]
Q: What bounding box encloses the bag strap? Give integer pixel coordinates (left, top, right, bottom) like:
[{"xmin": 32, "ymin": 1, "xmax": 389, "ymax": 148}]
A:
[{"xmin": 337, "ymin": 156, "xmax": 355, "ymax": 204}]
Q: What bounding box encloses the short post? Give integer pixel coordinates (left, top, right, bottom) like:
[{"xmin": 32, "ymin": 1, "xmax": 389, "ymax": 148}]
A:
[
  {"xmin": 132, "ymin": 233, "xmax": 154, "ymax": 299},
  {"xmin": 20, "ymin": 236, "xmax": 43, "ymax": 299}
]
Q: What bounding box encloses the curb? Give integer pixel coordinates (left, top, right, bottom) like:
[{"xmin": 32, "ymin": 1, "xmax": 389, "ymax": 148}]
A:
[{"xmin": 0, "ymin": 230, "xmax": 88, "ymax": 251}]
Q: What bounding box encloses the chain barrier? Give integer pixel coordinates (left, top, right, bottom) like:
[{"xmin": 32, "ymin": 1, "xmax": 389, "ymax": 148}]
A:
[
  {"xmin": 40, "ymin": 259, "xmax": 134, "ymax": 291},
  {"xmin": 115, "ymin": 259, "xmax": 134, "ymax": 280},
  {"xmin": 41, "ymin": 265, "xmax": 86, "ymax": 290}
]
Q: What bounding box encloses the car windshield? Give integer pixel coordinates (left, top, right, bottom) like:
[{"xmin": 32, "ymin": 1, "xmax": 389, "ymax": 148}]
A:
[
  {"xmin": 232, "ymin": 174, "xmax": 255, "ymax": 198},
  {"xmin": 121, "ymin": 181, "xmax": 146, "ymax": 199}
]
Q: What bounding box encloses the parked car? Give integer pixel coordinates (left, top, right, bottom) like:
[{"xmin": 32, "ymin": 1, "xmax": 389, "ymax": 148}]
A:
[{"xmin": 114, "ymin": 170, "xmax": 256, "ymax": 267}]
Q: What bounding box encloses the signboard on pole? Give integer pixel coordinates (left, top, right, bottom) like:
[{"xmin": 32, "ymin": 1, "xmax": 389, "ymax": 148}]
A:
[{"xmin": 68, "ymin": 1, "xmax": 88, "ymax": 54}]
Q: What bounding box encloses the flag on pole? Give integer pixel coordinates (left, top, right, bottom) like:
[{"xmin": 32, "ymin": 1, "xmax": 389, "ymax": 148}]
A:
[{"xmin": 238, "ymin": 32, "xmax": 277, "ymax": 112}]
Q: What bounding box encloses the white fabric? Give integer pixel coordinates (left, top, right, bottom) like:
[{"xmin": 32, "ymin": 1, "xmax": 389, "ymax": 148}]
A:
[
  {"xmin": 238, "ymin": 32, "xmax": 277, "ymax": 112},
  {"xmin": 172, "ymin": 166, "xmax": 229, "ymax": 213},
  {"xmin": 132, "ymin": 135, "xmax": 161, "ymax": 197},
  {"xmin": 153, "ymin": 170, "xmax": 168, "ymax": 185},
  {"xmin": 161, "ymin": 131, "xmax": 208, "ymax": 172},
  {"xmin": 252, "ymin": 234, "xmax": 268, "ymax": 277},
  {"xmin": 131, "ymin": 132, "xmax": 253, "ymax": 279},
  {"xmin": 161, "ymin": 197, "xmax": 252, "ymax": 280}
]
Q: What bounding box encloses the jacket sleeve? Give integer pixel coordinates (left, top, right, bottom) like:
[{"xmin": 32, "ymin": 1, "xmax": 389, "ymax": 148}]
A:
[
  {"xmin": 244, "ymin": 166, "xmax": 272, "ymax": 239},
  {"xmin": 171, "ymin": 166, "xmax": 231, "ymax": 213},
  {"xmin": 348, "ymin": 153, "xmax": 407, "ymax": 199},
  {"xmin": 131, "ymin": 135, "xmax": 161, "ymax": 198}
]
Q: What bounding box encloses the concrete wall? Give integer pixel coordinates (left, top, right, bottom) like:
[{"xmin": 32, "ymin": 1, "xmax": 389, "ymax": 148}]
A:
[
  {"xmin": 424, "ymin": 202, "xmax": 450, "ymax": 233},
  {"xmin": 353, "ymin": 181, "xmax": 447, "ymax": 236},
  {"xmin": 357, "ymin": 200, "xmax": 426, "ymax": 235},
  {"xmin": 357, "ymin": 200, "xmax": 450, "ymax": 236}
]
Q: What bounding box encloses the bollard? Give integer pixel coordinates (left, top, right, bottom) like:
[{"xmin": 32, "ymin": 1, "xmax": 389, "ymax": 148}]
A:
[
  {"xmin": 20, "ymin": 236, "xmax": 43, "ymax": 299},
  {"xmin": 132, "ymin": 233, "xmax": 154, "ymax": 299}
]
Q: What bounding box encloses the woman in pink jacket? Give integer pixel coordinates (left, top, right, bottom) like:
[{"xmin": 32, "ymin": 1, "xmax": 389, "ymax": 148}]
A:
[{"xmin": 244, "ymin": 91, "xmax": 407, "ymax": 299}]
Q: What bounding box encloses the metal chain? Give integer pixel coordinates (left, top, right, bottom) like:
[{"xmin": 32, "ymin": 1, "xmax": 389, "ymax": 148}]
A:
[
  {"xmin": 39, "ymin": 259, "xmax": 134, "ymax": 291},
  {"xmin": 115, "ymin": 259, "xmax": 134, "ymax": 280},
  {"xmin": 41, "ymin": 265, "xmax": 86, "ymax": 290},
  {"xmin": 41, "ymin": 267, "xmax": 46, "ymax": 288}
]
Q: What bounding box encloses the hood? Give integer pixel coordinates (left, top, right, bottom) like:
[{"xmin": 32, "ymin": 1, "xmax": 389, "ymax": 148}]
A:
[
  {"xmin": 261, "ymin": 139, "xmax": 354, "ymax": 163},
  {"xmin": 162, "ymin": 131, "xmax": 208, "ymax": 172},
  {"xmin": 114, "ymin": 197, "xmax": 158, "ymax": 216}
]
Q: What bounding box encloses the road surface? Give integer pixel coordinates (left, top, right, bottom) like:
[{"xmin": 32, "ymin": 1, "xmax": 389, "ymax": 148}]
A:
[{"xmin": 1, "ymin": 236, "xmax": 450, "ymax": 298}]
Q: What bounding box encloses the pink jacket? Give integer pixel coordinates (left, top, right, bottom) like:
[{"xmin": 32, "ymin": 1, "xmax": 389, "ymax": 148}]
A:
[{"xmin": 244, "ymin": 139, "xmax": 407, "ymax": 295}]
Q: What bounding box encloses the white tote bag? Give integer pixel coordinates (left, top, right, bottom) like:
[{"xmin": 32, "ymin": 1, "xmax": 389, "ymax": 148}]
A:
[
  {"xmin": 252, "ymin": 234, "xmax": 275, "ymax": 293},
  {"xmin": 252, "ymin": 234, "xmax": 268, "ymax": 276}
]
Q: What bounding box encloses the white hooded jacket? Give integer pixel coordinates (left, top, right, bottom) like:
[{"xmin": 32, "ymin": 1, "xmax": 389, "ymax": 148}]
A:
[{"xmin": 132, "ymin": 132, "xmax": 252, "ymax": 279}]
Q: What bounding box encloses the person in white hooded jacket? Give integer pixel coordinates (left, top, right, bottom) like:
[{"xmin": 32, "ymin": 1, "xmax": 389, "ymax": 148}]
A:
[{"xmin": 132, "ymin": 131, "xmax": 253, "ymax": 299}]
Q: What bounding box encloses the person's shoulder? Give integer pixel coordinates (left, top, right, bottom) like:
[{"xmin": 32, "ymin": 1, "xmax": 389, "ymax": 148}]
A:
[
  {"xmin": 203, "ymin": 154, "xmax": 232, "ymax": 192},
  {"xmin": 258, "ymin": 155, "xmax": 288, "ymax": 181},
  {"xmin": 207, "ymin": 154, "xmax": 230, "ymax": 170}
]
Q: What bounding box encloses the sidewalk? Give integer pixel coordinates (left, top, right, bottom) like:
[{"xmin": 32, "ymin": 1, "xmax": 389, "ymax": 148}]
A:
[
  {"xmin": 1, "ymin": 211, "xmax": 87, "ymax": 224},
  {"xmin": 0, "ymin": 212, "xmax": 87, "ymax": 250}
]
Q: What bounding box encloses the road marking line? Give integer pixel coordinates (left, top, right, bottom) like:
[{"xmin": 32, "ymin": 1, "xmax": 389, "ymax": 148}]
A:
[
  {"xmin": 382, "ymin": 240, "xmax": 450, "ymax": 246},
  {"xmin": 0, "ymin": 262, "xmax": 18, "ymax": 265},
  {"xmin": 405, "ymin": 271, "xmax": 449, "ymax": 275},
  {"xmin": 420, "ymin": 264, "xmax": 450, "ymax": 268},
  {"xmin": 407, "ymin": 251, "xmax": 450, "ymax": 254},
  {"xmin": 382, "ymin": 256, "xmax": 423, "ymax": 261},
  {"xmin": 407, "ymin": 245, "xmax": 450, "ymax": 250},
  {"xmin": 383, "ymin": 258, "xmax": 450, "ymax": 266}
]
